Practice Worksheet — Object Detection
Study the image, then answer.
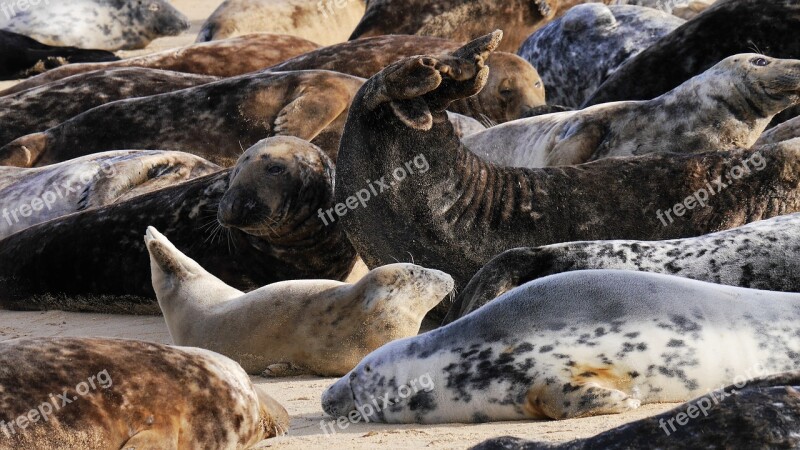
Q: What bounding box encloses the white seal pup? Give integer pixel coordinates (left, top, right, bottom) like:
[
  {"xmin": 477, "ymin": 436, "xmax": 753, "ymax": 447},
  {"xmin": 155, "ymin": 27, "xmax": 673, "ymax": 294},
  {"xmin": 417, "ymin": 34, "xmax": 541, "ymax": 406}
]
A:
[
  {"xmin": 323, "ymin": 270, "xmax": 800, "ymax": 423},
  {"xmin": 464, "ymin": 54, "xmax": 800, "ymax": 168},
  {"xmin": 145, "ymin": 226, "xmax": 454, "ymax": 376}
]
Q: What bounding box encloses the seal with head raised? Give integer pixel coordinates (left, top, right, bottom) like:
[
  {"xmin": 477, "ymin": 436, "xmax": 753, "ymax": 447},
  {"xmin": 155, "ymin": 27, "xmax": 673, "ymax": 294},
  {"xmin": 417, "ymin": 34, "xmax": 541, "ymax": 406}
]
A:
[
  {"xmin": 0, "ymin": 137, "xmax": 357, "ymax": 314},
  {"xmin": 333, "ymin": 32, "xmax": 800, "ymax": 293},
  {"xmin": 0, "ymin": 337, "xmax": 288, "ymax": 449},
  {"xmin": 146, "ymin": 226, "xmax": 454, "ymax": 376},
  {"xmin": 323, "ymin": 270, "xmax": 800, "ymax": 423}
]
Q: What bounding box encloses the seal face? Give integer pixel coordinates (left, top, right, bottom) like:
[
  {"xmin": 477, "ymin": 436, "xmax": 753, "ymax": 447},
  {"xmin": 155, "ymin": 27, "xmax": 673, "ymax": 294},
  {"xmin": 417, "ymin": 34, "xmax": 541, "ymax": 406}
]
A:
[
  {"xmin": 518, "ymin": 4, "xmax": 684, "ymax": 107},
  {"xmin": 323, "ymin": 270, "xmax": 800, "ymax": 424},
  {"xmin": 0, "ymin": 0, "xmax": 190, "ymax": 51},
  {"xmin": 0, "ymin": 337, "xmax": 288, "ymax": 448},
  {"xmin": 0, "ymin": 137, "xmax": 356, "ymax": 314},
  {"xmin": 146, "ymin": 226, "xmax": 454, "ymax": 376},
  {"xmin": 0, "ymin": 30, "xmax": 117, "ymax": 80}
]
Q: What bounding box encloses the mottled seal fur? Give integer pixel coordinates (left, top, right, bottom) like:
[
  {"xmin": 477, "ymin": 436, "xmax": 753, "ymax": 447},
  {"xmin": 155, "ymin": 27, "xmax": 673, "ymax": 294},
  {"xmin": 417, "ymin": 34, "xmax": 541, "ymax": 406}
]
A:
[
  {"xmin": 0, "ymin": 33, "xmax": 320, "ymax": 95},
  {"xmin": 0, "ymin": 0, "xmax": 189, "ymax": 51},
  {"xmin": 349, "ymin": 0, "xmax": 557, "ymax": 53},
  {"xmin": 197, "ymin": 0, "xmax": 365, "ymax": 46},
  {"xmin": 0, "ymin": 150, "xmax": 219, "ymax": 239},
  {"xmin": 758, "ymin": 115, "xmax": 800, "ymax": 146},
  {"xmin": 147, "ymin": 226, "xmax": 454, "ymax": 376},
  {"xmin": 0, "ymin": 337, "xmax": 287, "ymax": 449},
  {"xmin": 0, "ymin": 70, "xmax": 365, "ymax": 167},
  {"xmin": 334, "ymin": 32, "xmax": 800, "ymax": 294},
  {"xmin": 0, "ymin": 137, "xmax": 356, "ymax": 314},
  {"xmin": 518, "ymin": 4, "xmax": 683, "ymax": 107},
  {"xmin": 472, "ymin": 370, "xmax": 800, "ymax": 449},
  {"xmin": 446, "ymin": 212, "xmax": 800, "ymax": 323},
  {"xmin": 267, "ymin": 35, "xmax": 545, "ymax": 124},
  {"xmin": 0, "ymin": 68, "xmax": 217, "ymax": 147},
  {"xmin": 584, "ymin": 0, "xmax": 800, "ymax": 107},
  {"xmin": 323, "ymin": 270, "xmax": 800, "ymax": 423},
  {"xmin": 0, "ymin": 30, "xmax": 117, "ymax": 81}
]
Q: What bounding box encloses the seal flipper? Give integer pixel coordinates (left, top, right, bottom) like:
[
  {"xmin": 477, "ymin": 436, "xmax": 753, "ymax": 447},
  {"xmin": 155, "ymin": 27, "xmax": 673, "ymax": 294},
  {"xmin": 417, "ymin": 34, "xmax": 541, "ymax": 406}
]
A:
[
  {"xmin": 0, "ymin": 132, "xmax": 49, "ymax": 167},
  {"xmin": 527, "ymin": 380, "xmax": 641, "ymax": 420},
  {"xmin": 545, "ymin": 121, "xmax": 607, "ymax": 166},
  {"xmin": 274, "ymin": 90, "xmax": 350, "ymax": 140}
]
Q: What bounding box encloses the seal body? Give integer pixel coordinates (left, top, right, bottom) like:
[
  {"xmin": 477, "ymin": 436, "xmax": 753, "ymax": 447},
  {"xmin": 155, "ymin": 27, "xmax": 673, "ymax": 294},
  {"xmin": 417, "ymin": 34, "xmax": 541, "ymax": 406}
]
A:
[
  {"xmin": 0, "ymin": 137, "xmax": 356, "ymax": 314},
  {"xmin": 197, "ymin": 0, "xmax": 365, "ymax": 46},
  {"xmin": 0, "ymin": 0, "xmax": 190, "ymax": 51},
  {"xmin": 0, "ymin": 337, "xmax": 287, "ymax": 449},
  {"xmin": 0, "ymin": 30, "xmax": 117, "ymax": 80},
  {"xmin": 147, "ymin": 226, "xmax": 454, "ymax": 376},
  {"xmin": 463, "ymin": 54, "xmax": 800, "ymax": 168},
  {"xmin": 758, "ymin": 116, "xmax": 800, "ymax": 146},
  {"xmin": 518, "ymin": 4, "xmax": 683, "ymax": 107},
  {"xmin": 323, "ymin": 270, "xmax": 800, "ymax": 423},
  {"xmin": 0, "ymin": 71, "xmax": 365, "ymax": 167}
]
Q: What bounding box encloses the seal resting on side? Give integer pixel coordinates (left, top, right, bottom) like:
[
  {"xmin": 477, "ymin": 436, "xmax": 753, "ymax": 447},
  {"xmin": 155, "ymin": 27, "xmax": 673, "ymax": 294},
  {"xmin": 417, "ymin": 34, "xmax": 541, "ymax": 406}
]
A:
[
  {"xmin": 146, "ymin": 226, "xmax": 454, "ymax": 376},
  {"xmin": 0, "ymin": 337, "xmax": 288, "ymax": 449}
]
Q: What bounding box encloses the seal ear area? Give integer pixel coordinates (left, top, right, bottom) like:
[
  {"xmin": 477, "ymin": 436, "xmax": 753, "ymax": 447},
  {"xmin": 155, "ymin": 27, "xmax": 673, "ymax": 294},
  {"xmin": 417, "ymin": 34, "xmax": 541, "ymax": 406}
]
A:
[
  {"xmin": 390, "ymin": 98, "xmax": 434, "ymax": 131},
  {"xmin": 0, "ymin": 132, "xmax": 49, "ymax": 168},
  {"xmin": 144, "ymin": 226, "xmax": 205, "ymax": 281}
]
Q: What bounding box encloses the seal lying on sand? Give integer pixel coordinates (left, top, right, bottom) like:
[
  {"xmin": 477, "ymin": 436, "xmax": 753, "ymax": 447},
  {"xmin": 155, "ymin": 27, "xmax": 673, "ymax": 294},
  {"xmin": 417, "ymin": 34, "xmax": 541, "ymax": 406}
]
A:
[
  {"xmin": 197, "ymin": 0, "xmax": 365, "ymax": 46},
  {"xmin": 0, "ymin": 150, "xmax": 220, "ymax": 239},
  {"xmin": 0, "ymin": 33, "xmax": 320, "ymax": 96},
  {"xmin": 0, "ymin": 137, "xmax": 356, "ymax": 314},
  {"xmin": 146, "ymin": 227, "xmax": 453, "ymax": 376},
  {"xmin": 463, "ymin": 54, "xmax": 800, "ymax": 168},
  {"xmin": 323, "ymin": 270, "xmax": 800, "ymax": 423},
  {"xmin": 0, "ymin": 70, "xmax": 365, "ymax": 167},
  {"xmin": 0, "ymin": 68, "xmax": 217, "ymax": 147},
  {"xmin": 0, "ymin": 337, "xmax": 287, "ymax": 449},
  {"xmin": 472, "ymin": 370, "xmax": 800, "ymax": 449},
  {"xmin": 334, "ymin": 33, "xmax": 800, "ymax": 293},
  {"xmin": 445, "ymin": 211, "xmax": 800, "ymax": 324},
  {"xmin": 518, "ymin": 4, "xmax": 683, "ymax": 107},
  {"xmin": 0, "ymin": 0, "xmax": 189, "ymax": 51},
  {"xmin": 267, "ymin": 35, "xmax": 546, "ymax": 124},
  {"xmin": 0, "ymin": 30, "xmax": 117, "ymax": 81}
]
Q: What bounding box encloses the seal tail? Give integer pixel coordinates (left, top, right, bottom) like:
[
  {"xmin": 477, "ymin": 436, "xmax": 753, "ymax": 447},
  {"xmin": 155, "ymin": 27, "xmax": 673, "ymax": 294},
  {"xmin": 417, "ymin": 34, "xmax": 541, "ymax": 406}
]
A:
[
  {"xmin": 144, "ymin": 226, "xmax": 207, "ymax": 279},
  {"xmin": 0, "ymin": 132, "xmax": 49, "ymax": 167}
]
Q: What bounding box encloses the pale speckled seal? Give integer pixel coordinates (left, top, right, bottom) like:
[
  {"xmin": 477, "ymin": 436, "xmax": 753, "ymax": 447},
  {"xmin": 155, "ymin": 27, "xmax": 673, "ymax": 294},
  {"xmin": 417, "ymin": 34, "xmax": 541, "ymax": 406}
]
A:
[
  {"xmin": 0, "ymin": 150, "xmax": 219, "ymax": 239},
  {"xmin": 333, "ymin": 32, "xmax": 800, "ymax": 294},
  {"xmin": 517, "ymin": 4, "xmax": 683, "ymax": 107},
  {"xmin": 349, "ymin": 0, "xmax": 557, "ymax": 53},
  {"xmin": 0, "ymin": 337, "xmax": 288, "ymax": 449},
  {"xmin": 0, "ymin": 68, "xmax": 217, "ymax": 147},
  {"xmin": 267, "ymin": 34, "xmax": 546, "ymax": 124},
  {"xmin": 197, "ymin": 0, "xmax": 365, "ymax": 46},
  {"xmin": 0, "ymin": 0, "xmax": 189, "ymax": 51},
  {"xmin": 322, "ymin": 270, "xmax": 800, "ymax": 423},
  {"xmin": 463, "ymin": 54, "xmax": 800, "ymax": 168},
  {"xmin": 0, "ymin": 33, "xmax": 320, "ymax": 96},
  {"xmin": 146, "ymin": 226, "xmax": 454, "ymax": 376},
  {"xmin": 0, "ymin": 70, "xmax": 365, "ymax": 167},
  {"xmin": 0, "ymin": 30, "xmax": 117, "ymax": 81},
  {"xmin": 446, "ymin": 212, "xmax": 800, "ymax": 324},
  {"xmin": 0, "ymin": 137, "xmax": 357, "ymax": 314},
  {"xmin": 472, "ymin": 370, "xmax": 800, "ymax": 449}
]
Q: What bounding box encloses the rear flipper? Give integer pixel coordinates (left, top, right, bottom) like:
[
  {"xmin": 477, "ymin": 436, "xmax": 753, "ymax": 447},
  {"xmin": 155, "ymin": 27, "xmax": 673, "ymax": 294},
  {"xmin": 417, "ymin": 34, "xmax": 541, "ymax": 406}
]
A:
[{"xmin": 527, "ymin": 381, "xmax": 641, "ymax": 420}]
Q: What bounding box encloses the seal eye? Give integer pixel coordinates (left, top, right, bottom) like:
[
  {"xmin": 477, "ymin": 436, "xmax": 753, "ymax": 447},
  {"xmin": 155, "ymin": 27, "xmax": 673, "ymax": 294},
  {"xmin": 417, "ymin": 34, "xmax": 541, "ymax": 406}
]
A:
[
  {"xmin": 534, "ymin": 82, "xmax": 542, "ymax": 89},
  {"xmin": 267, "ymin": 165, "xmax": 285, "ymax": 175},
  {"xmin": 751, "ymin": 57, "xmax": 770, "ymax": 67}
]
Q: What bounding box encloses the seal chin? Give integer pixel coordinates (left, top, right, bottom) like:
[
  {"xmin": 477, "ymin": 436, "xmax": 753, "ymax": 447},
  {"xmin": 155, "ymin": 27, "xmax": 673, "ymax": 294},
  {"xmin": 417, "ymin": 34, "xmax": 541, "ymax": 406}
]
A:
[{"xmin": 322, "ymin": 376, "xmax": 356, "ymax": 418}]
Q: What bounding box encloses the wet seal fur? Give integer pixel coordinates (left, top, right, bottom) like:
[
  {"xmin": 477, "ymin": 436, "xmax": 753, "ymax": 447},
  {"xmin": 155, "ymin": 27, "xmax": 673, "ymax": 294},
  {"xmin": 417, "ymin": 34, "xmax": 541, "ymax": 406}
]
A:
[
  {"xmin": 147, "ymin": 226, "xmax": 454, "ymax": 376},
  {"xmin": 0, "ymin": 70, "xmax": 365, "ymax": 167},
  {"xmin": 518, "ymin": 4, "xmax": 683, "ymax": 108},
  {"xmin": 323, "ymin": 270, "xmax": 800, "ymax": 423},
  {"xmin": 0, "ymin": 337, "xmax": 287, "ymax": 448},
  {"xmin": 0, "ymin": 137, "xmax": 356, "ymax": 314},
  {"xmin": 0, "ymin": 0, "xmax": 189, "ymax": 51},
  {"xmin": 472, "ymin": 370, "xmax": 800, "ymax": 449},
  {"xmin": 333, "ymin": 32, "xmax": 800, "ymax": 295},
  {"xmin": 0, "ymin": 150, "xmax": 220, "ymax": 239},
  {"xmin": 446, "ymin": 212, "xmax": 800, "ymax": 323},
  {"xmin": 267, "ymin": 35, "xmax": 546, "ymax": 125},
  {"xmin": 463, "ymin": 54, "xmax": 800, "ymax": 168}
]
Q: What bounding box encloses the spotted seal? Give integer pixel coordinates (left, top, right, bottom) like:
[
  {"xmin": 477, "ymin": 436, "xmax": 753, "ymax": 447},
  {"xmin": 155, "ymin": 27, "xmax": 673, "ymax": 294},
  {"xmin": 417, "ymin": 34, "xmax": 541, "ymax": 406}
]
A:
[
  {"xmin": 0, "ymin": 137, "xmax": 356, "ymax": 314},
  {"xmin": 323, "ymin": 269, "xmax": 800, "ymax": 423},
  {"xmin": 0, "ymin": 337, "xmax": 287, "ymax": 448},
  {"xmin": 146, "ymin": 226, "xmax": 454, "ymax": 376},
  {"xmin": 0, "ymin": 0, "xmax": 190, "ymax": 51},
  {"xmin": 517, "ymin": 4, "xmax": 683, "ymax": 107}
]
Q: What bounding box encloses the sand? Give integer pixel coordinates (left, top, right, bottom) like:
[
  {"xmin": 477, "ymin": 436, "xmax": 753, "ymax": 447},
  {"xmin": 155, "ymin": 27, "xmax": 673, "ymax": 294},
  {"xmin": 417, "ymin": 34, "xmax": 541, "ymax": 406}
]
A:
[{"xmin": 0, "ymin": 0, "xmax": 680, "ymax": 447}]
